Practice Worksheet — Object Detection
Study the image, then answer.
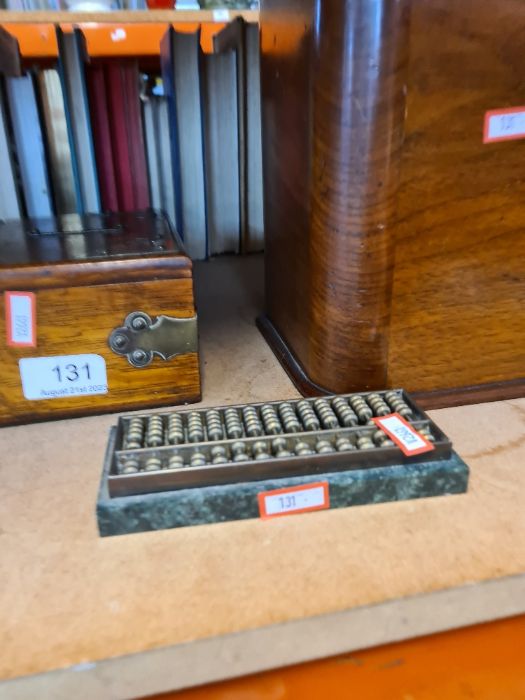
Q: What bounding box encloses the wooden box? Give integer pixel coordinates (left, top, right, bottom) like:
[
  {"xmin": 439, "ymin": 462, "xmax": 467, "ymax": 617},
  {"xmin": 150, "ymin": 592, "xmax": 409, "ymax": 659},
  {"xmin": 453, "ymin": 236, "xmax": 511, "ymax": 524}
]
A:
[
  {"xmin": 0, "ymin": 211, "xmax": 200, "ymax": 426},
  {"xmin": 259, "ymin": 0, "xmax": 525, "ymax": 407}
]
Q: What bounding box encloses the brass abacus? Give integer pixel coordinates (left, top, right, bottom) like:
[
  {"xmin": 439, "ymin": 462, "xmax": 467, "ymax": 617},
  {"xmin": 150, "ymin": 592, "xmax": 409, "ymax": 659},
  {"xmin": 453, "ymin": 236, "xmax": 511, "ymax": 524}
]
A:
[{"xmin": 113, "ymin": 390, "xmax": 450, "ymax": 497}]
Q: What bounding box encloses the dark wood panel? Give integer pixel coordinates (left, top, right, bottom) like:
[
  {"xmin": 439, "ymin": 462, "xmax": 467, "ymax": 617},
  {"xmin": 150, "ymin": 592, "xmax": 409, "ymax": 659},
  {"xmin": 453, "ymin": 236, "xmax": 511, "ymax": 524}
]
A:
[
  {"xmin": 261, "ymin": 0, "xmax": 409, "ymax": 393},
  {"xmin": 261, "ymin": 0, "xmax": 525, "ymax": 404},
  {"xmin": 260, "ymin": 0, "xmax": 312, "ymax": 371},
  {"xmin": 389, "ymin": 0, "xmax": 525, "ymax": 393}
]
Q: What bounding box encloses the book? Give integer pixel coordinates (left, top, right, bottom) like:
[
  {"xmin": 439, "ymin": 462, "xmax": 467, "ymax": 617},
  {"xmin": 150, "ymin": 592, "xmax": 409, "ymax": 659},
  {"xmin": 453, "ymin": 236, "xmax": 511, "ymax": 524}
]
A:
[
  {"xmin": 0, "ymin": 82, "xmax": 21, "ymax": 220},
  {"xmin": 142, "ymin": 96, "xmax": 162, "ymax": 211},
  {"xmin": 105, "ymin": 62, "xmax": 135, "ymax": 211},
  {"xmin": 143, "ymin": 80, "xmax": 179, "ymax": 231},
  {"xmin": 105, "ymin": 60, "xmax": 150, "ymax": 211},
  {"xmin": 85, "ymin": 64, "xmax": 119, "ymax": 212},
  {"xmin": 37, "ymin": 68, "xmax": 78, "ymax": 215},
  {"xmin": 155, "ymin": 96, "xmax": 178, "ymax": 231},
  {"xmin": 244, "ymin": 22, "xmax": 264, "ymax": 252},
  {"xmin": 161, "ymin": 28, "xmax": 208, "ymax": 260},
  {"xmin": 202, "ymin": 48, "xmax": 240, "ymax": 254},
  {"xmin": 214, "ymin": 19, "xmax": 264, "ymax": 253},
  {"xmin": 121, "ymin": 61, "xmax": 150, "ymax": 210},
  {"xmin": 160, "ymin": 30, "xmax": 183, "ymax": 238},
  {"xmin": 5, "ymin": 74, "xmax": 53, "ymax": 218},
  {"xmin": 57, "ymin": 29, "xmax": 101, "ymax": 214}
]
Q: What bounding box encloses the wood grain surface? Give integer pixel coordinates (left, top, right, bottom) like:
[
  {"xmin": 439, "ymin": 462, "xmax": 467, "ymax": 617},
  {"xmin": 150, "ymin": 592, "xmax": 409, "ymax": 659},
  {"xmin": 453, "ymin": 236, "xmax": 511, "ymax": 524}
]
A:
[
  {"xmin": 0, "ymin": 9, "xmax": 259, "ymax": 23},
  {"xmin": 261, "ymin": 0, "xmax": 409, "ymax": 392},
  {"xmin": 0, "ymin": 258, "xmax": 524, "ymax": 691},
  {"xmin": 0, "ymin": 257, "xmax": 193, "ymax": 290},
  {"xmin": 389, "ymin": 0, "xmax": 525, "ymax": 393},
  {"xmin": 0, "ymin": 213, "xmax": 201, "ymax": 424},
  {"xmin": 260, "ymin": 0, "xmax": 525, "ymax": 403},
  {"xmin": 0, "ymin": 278, "xmax": 200, "ymax": 424}
]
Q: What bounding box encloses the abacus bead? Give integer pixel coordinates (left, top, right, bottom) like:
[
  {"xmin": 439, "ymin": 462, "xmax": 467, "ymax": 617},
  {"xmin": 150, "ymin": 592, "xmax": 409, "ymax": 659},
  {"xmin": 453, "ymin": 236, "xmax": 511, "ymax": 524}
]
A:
[
  {"xmin": 145, "ymin": 456, "xmax": 162, "ymax": 471},
  {"xmin": 168, "ymin": 454, "xmax": 184, "ymax": 469},
  {"xmin": 121, "ymin": 458, "xmax": 139, "ymax": 474}
]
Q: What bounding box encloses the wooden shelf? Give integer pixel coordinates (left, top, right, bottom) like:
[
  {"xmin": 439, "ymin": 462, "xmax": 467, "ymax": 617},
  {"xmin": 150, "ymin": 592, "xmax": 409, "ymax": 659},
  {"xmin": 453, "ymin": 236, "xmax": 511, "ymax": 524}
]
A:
[
  {"xmin": 0, "ymin": 9, "xmax": 259, "ymax": 23},
  {"xmin": 1, "ymin": 255, "xmax": 525, "ymax": 699}
]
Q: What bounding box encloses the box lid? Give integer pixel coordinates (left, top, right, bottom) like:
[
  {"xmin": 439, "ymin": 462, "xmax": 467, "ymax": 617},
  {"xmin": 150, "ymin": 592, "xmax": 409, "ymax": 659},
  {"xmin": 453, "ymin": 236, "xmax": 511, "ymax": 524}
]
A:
[{"xmin": 0, "ymin": 210, "xmax": 192, "ymax": 290}]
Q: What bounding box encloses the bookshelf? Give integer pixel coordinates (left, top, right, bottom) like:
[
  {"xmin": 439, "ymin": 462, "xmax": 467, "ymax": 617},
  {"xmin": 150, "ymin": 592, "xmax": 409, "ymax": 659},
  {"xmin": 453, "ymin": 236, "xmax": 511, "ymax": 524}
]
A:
[
  {"xmin": 0, "ymin": 9, "xmax": 259, "ymax": 56},
  {"xmin": 0, "ymin": 6, "xmax": 263, "ymax": 255}
]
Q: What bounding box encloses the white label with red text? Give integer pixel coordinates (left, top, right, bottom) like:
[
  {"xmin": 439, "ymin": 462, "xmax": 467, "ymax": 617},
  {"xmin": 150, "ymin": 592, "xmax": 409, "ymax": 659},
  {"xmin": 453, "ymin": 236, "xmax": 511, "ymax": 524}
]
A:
[
  {"xmin": 5, "ymin": 291, "xmax": 36, "ymax": 347},
  {"xmin": 484, "ymin": 107, "xmax": 525, "ymax": 143},
  {"xmin": 373, "ymin": 413, "xmax": 434, "ymax": 456},
  {"xmin": 19, "ymin": 354, "xmax": 108, "ymax": 401},
  {"xmin": 258, "ymin": 482, "xmax": 329, "ymax": 518}
]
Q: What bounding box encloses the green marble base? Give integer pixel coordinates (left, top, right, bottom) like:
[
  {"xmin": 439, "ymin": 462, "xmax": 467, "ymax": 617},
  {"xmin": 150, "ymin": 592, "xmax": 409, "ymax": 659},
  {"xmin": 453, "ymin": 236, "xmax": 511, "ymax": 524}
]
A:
[{"xmin": 97, "ymin": 438, "xmax": 469, "ymax": 537}]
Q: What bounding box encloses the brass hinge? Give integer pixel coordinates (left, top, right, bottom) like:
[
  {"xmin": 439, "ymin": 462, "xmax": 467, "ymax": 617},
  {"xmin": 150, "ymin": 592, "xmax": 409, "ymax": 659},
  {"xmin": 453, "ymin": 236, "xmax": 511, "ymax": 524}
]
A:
[{"xmin": 109, "ymin": 311, "xmax": 198, "ymax": 368}]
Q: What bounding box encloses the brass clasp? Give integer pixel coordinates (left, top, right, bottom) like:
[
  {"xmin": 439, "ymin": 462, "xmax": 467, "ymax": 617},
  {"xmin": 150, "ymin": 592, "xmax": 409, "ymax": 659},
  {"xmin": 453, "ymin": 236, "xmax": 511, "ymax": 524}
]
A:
[{"xmin": 109, "ymin": 311, "xmax": 198, "ymax": 367}]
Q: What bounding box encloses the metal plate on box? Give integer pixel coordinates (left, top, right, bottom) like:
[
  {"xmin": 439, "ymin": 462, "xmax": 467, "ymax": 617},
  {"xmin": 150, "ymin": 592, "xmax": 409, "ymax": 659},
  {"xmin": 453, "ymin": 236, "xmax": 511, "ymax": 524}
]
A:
[{"xmin": 109, "ymin": 311, "xmax": 198, "ymax": 367}]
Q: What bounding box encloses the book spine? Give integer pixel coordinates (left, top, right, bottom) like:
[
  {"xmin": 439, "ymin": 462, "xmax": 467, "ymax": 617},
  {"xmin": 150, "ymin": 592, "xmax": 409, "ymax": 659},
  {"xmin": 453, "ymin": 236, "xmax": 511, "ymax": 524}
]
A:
[
  {"xmin": 57, "ymin": 30, "xmax": 101, "ymax": 215},
  {"xmin": 85, "ymin": 64, "xmax": 119, "ymax": 212},
  {"xmin": 5, "ymin": 74, "xmax": 53, "ymax": 219},
  {"xmin": 202, "ymin": 49, "xmax": 240, "ymax": 255},
  {"xmin": 143, "ymin": 97, "xmax": 161, "ymax": 211},
  {"xmin": 162, "ymin": 29, "xmax": 208, "ymax": 260},
  {"xmin": 122, "ymin": 60, "xmax": 150, "ymax": 210},
  {"xmin": 212, "ymin": 19, "xmax": 246, "ymax": 253},
  {"xmin": 37, "ymin": 69, "xmax": 78, "ymax": 216},
  {"xmin": 105, "ymin": 61, "xmax": 135, "ymax": 211},
  {"xmin": 160, "ymin": 27, "xmax": 185, "ymax": 239},
  {"xmin": 155, "ymin": 97, "xmax": 178, "ymax": 230},
  {"xmin": 244, "ymin": 22, "xmax": 264, "ymax": 252},
  {"xmin": 0, "ymin": 83, "xmax": 21, "ymax": 220}
]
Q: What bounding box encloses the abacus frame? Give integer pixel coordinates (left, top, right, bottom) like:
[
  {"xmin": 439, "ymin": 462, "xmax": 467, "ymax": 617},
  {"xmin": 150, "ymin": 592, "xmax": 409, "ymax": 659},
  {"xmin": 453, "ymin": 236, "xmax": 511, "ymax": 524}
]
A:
[{"xmin": 106, "ymin": 390, "xmax": 452, "ymax": 498}]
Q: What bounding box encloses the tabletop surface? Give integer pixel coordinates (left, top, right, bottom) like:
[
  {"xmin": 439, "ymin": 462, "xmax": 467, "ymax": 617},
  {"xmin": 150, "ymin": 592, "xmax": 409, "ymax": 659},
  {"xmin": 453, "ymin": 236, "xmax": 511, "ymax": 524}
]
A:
[{"xmin": 1, "ymin": 256, "xmax": 524, "ymax": 696}]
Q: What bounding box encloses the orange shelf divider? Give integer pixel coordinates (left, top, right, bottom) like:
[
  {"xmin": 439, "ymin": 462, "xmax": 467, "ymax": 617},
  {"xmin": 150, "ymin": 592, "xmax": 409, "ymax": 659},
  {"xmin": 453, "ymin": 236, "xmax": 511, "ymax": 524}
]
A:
[
  {"xmin": 197, "ymin": 22, "xmax": 225, "ymax": 53},
  {"xmin": 60, "ymin": 21, "xmax": 169, "ymax": 57},
  {"xmin": 1, "ymin": 23, "xmax": 58, "ymax": 58},
  {"xmin": 3, "ymin": 20, "xmax": 228, "ymax": 58}
]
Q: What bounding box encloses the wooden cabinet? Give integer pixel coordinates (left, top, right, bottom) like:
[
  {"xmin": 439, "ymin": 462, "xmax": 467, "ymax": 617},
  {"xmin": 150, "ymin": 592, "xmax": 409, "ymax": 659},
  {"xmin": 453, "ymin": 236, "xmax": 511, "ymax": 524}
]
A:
[{"xmin": 259, "ymin": 0, "xmax": 525, "ymax": 407}]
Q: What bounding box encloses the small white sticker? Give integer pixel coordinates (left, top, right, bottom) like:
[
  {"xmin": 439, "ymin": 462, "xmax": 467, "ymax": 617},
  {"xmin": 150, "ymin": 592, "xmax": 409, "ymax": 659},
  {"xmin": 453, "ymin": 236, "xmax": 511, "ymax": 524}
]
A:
[
  {"xmin": 212, "ymin": 8, "xmax": 230, "ymax": 21},
  {"xmin": 110, "ymin": 27, "xmax": 127, "ymax": 42},
  {"xmin": 373, "ymin": 413, "xmax": 434, "ymax": 456},
  {"xmin": 5, "ymin": 291, "xmax": 36, "ymax": 347},
  {"xmin": 19, "ymin": 354, "xmax": 108, "ymax": 401},
  {"xmin": 258, "ymin": 482, "xmax": 329, "ymax": 518},
  {"xmin": 264, "ymin": 486, "xmax": 325, "ymax": 516},
  {"xmin": 484, "ymin": 107, "xmax": 525, "ymax": 143}
]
